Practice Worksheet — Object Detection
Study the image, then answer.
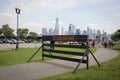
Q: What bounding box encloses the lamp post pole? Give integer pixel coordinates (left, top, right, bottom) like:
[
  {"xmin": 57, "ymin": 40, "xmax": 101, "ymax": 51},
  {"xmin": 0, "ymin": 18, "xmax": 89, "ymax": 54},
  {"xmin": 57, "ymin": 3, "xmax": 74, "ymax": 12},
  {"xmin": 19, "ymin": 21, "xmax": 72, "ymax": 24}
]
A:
[{"xmin": 15, "ymin": 6, "xmax": 21, "ymax": 49}]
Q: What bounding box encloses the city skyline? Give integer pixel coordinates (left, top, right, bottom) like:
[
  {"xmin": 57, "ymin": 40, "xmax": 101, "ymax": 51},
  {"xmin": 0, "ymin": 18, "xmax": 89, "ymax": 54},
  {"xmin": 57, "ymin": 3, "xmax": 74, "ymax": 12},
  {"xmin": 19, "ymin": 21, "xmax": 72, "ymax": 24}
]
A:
[
  {"xmin": 42, "ymin": 22, "xmax": 110, "ymax": 40},
  {"xmin": 0, "ymin": 0, "xmax": 120, "ymax": 34}
]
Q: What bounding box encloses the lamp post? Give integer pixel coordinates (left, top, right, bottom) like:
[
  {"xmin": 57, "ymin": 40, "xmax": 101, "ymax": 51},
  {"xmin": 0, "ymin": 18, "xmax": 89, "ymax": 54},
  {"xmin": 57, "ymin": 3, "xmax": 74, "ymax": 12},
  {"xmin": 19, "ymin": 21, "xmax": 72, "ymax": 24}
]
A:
[{"xmin": 15, "ymin": 6, "xmax": 21, "ymax": 49}]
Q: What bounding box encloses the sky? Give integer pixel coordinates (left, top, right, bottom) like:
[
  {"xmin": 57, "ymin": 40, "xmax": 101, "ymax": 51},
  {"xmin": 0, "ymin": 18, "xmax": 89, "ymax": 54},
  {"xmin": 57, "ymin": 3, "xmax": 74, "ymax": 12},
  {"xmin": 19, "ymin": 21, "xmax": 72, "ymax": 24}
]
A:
[{"xmin": 0, "ymin": 0, "xmax": 120, "ymax": 35}]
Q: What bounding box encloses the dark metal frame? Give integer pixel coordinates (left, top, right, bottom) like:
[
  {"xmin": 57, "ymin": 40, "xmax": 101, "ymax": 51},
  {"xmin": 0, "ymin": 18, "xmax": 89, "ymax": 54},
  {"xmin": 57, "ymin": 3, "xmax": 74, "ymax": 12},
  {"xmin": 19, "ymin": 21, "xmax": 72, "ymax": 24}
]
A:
[
  {"xmin": 42, "ymin": 35, "xmax": 101, "ymax": 73},
  {"xmin": 27, "ymin": 35, "xmax": 101, "ymax": 73}
]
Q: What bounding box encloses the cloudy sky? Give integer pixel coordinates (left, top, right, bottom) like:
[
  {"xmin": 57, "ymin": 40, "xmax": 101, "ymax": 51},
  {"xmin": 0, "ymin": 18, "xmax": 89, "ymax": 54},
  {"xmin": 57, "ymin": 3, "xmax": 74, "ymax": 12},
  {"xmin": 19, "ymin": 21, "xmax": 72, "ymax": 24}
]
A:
[{"xmin": 0, "ymin": 0, "xmax": 120, "ymax": 35}]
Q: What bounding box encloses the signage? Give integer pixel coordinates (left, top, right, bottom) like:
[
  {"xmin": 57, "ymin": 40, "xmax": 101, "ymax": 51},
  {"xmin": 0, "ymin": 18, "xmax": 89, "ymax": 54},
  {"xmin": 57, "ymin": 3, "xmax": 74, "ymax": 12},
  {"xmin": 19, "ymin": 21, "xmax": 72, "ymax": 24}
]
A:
[
  {"xmin": 42, "ymin": 35, "xmax": 88, "ymax": 42},
  {"xmin": 53, "ymin": 36, "xmax": 74, "ymax": 41}
]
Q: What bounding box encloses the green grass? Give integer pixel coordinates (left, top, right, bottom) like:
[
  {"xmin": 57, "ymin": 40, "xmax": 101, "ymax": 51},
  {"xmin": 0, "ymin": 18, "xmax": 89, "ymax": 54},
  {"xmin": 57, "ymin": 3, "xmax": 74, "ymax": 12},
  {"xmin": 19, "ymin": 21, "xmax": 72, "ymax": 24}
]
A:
[
  {"xmin": 0, "ymin": 48, "xmax": 42, "ymax": 66},
  {"xmin": 41, "ymin": 44, "xmax": 120, "ymax": 80},
  {"xmin": 0, "ymin": 47, "xmax": 96, "ymax": 66}
]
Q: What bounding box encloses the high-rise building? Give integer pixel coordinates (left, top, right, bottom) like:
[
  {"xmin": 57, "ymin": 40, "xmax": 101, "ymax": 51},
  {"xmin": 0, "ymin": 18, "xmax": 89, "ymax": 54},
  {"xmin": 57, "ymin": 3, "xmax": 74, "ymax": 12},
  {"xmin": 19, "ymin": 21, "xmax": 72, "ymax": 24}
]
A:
[
  {"xmin": 87, "ymin": 27, "xmax": 93, "ymax": 39},
  {"xmin": 54, "ymin": 17, "xmax": 59, "ymax": 35},
  {"xmin": 76, "ymin": 29, "xmax": 81, "ymax": 35},
  {"xmin": 42, "ymin": 28, "xmax": 48, "ymax": 35},
  {"xmin": 93, "ymin": 29, "xmax": 96, "ymax": 39},
  {"xmin": 103, "ymin": 32, "xmax": 107, "ymax": 38},
  {"xmin": 108, "ymin": 34, "xmax": 112, "ymax": 40},
  {"xmin": 67, "ymin": 24, "xmax": 75, "ymax": 35},
  {"xmin": 97, "ymin": 30, "xmax": 101, "ymax": 37},
  {"xmin": 82, "ymin": 30, "xmax": 87, "ymax": 35},
  {"xmin": 49, "ymin": 28, "xmax": 54, "ymax": 35}
]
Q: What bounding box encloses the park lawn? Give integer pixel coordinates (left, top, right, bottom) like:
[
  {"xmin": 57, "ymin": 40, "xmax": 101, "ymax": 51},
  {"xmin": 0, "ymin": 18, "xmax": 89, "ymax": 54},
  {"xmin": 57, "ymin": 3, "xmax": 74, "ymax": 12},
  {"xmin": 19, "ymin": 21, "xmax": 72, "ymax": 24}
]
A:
[
  {"xmin": 40, "ymin": 44, "xmax": 120, "ymax": 80},
  {"xmin": 0, "ymin": 48, "xmax": 42, "ymax": 66},
  {"xmin": 0, "ymin": 47, "xmax": 96, "ymax": 66}
]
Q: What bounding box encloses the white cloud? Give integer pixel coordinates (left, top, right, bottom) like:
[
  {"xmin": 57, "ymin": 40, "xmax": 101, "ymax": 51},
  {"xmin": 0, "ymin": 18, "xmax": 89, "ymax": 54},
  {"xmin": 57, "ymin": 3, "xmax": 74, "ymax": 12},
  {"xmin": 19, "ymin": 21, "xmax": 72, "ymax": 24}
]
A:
[
  {"xmin": 76, "ymin": 0, "xmax": 109, "ymax": 6},
  {"xmin": 0, "ymin": 13, "xmax": 15, "ymax": 28},
  {"xmin": 113, "ymin": 13, "xmax": 120, "ymax": 17},
  {"xmin": 0, "ymin": 13, "xmax": 14, "ymax": 18},
  {"xmin": 18, "ymin": 0, "xmax": 110, "ymax": 13},
  {"xmin": 18, "ymin": 0, "xmax": 76, "ymax": 13},
  {"xmin": 104, "ymin": 5, "xmax": 120, "ymax": 10},
  {"xmin": 23, "ymin": 22, "xmax": 42, "ymax": 34}
]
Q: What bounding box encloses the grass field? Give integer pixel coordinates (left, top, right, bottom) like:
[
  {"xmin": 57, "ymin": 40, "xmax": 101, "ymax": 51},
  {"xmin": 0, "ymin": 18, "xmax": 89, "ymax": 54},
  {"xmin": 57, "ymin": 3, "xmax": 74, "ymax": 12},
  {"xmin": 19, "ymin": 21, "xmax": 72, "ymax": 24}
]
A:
[
  {"xmin": 0, "ymin": 48, "xmax": 41, "ymax": 66},
  {"xmin": 0, "ymin": 47, "xmax": 96, "ymax": 66},
  {"xmin": 40, "ymin": 44, "xmax": 120, "ymax": 80}
]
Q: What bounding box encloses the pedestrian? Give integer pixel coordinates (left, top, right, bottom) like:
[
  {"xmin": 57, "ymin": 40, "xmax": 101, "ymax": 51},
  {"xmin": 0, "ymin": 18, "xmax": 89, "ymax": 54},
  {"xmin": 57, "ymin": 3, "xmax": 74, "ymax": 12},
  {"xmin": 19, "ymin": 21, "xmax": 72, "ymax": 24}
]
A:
[
  {"xmin": 104, "ymin": 42, "xmax": 108, "ymax": 48},
  {"xmin": 50, "ymin": 40, "xmax": 55, "ymax": 50},
  {"xmin": 87, "ymin": 41, "xmax": 91, "ymax": 47},
  {"xmin": 92, "ymin": 40, "xmax": 95, "ymax": 47}
]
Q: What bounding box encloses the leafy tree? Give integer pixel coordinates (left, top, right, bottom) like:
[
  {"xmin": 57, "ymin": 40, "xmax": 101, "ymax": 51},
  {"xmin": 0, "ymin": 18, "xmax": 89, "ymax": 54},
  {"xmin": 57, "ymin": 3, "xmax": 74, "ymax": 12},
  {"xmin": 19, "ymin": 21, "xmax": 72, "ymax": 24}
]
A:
[
  {"xmin": 29, "ymin": 32, "xmax": 38, "ymax": 40},
  {"xmin": 111, "ymin": 29, "xmax": 120, "ymax": 41},
  {"xmin": 1, "ymin": 24, "xmax": 14, "ymax": 38},
  {"xmin": 18, "ymin": 28, "xmax": 29, "ymax": 40},
  {"xmin": 0, "ymin": 28, "xmax": 2, "ymax": 35}
]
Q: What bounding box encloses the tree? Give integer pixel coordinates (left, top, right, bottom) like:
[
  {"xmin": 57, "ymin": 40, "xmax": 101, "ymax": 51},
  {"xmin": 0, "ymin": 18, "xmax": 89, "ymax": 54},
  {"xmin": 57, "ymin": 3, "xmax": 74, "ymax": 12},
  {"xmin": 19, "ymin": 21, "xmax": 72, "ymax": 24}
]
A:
[
  {"xmin": 29, "ymin": 32, "xmax": 38, "ymax": 40},
  {"xmin": 0, "ymin": 28, "xmax": 2, "ymax": 35},
  {"xmin": 111, "ymin": 29, "xmax": 120, "ymax": 41},
  {"xmin": 1, "ymin": 24, "xmax": 14, "ymax": 39},
  {"xmin": 18, "ymin": 28, "xmax": 29, "ymax": 40}
]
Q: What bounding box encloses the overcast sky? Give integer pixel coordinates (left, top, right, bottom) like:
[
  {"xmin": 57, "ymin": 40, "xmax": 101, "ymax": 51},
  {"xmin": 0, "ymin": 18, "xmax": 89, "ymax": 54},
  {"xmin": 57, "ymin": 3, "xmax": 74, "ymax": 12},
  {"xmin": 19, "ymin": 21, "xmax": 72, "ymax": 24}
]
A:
[{"xmin": 0, "ymin": 0, "xmax": 120, "ymax": 35}]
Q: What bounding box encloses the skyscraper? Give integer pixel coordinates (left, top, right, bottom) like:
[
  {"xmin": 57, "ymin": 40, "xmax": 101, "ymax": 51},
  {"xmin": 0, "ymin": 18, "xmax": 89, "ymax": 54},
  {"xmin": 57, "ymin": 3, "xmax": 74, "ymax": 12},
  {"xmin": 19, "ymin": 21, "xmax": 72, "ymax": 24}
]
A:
[
  {"xmin": 83, "ymin": 30, "xmax": 87, "ymax": 35},
  {"xmin": 87, "ymin": 27, "xmax": 90, "ymax": 35},
  {"xmin": 49, "ymin": 28, "xmax": 54, "ymax": 35},
  {"xmin": 76, "ymin": 29, "xmax": 81, "ymax": 35},
  {"xmin": 54, "ymin": 17, "xmax": 59, "ymax": 35},
  {"xmin": 97, "ymin": 30, "xmax": 101, "ymax": 37},
  {"xmin": 93, "ymin": 29, "xmax": 96, "ymax": 39},
  {"xmin": 67, "ymin": 24, "xmax": 75, "ymax": 35},
  {"xmin": 42, "ymin": 28, "xmax": 48, "ymax": 35}
]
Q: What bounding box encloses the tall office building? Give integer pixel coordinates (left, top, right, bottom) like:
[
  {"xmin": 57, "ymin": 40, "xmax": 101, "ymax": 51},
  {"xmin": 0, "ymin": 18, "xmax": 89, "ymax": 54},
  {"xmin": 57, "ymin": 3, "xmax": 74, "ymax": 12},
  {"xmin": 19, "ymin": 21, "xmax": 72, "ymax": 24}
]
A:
[
  {"xmin": 93, "ymin": 29, "xmax": 96, "ymax": 39},
  {"xmin": 49, "ymin": 28, "xmax": 54, "ymax": 35},
  {"xmin": 108, "ymin": 34, "xmax": 112, "ymax": 40},
  {"xmin": 68, "ymin": 24, "xmax": 75, "ymax": 35},
  {"xmin": 87, "ymin": 27, "xmax": 92, "ymax": 39},
  {"xmin": 54, "ymin": 17, "xmax": 59, "ymax": 35},
  {"xmin": 42, "ymin": 28, "xmax": 48, "ymax": 35},
  {"xmin": 76, "ymin": 29, "xmax": 81, "ymax": 35},
  {"xmin": 82, "ymin": 30, "xmax": 87, "ymax": 35},
  {"xmin": 97, "ymin": 30, "xmax": 101, "ymax": 37}
]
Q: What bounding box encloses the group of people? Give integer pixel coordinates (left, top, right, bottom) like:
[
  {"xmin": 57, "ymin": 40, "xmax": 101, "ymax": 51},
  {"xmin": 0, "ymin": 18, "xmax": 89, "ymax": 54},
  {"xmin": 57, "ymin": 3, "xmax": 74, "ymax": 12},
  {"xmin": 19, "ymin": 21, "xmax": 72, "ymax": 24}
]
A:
[
  {"xmin": 88, "ymin": 40, "xmax": 114, "ymax": 48},
  {"xmin": 50, "ymin": 39, "xmax": 114, "ymax": 49},
  {"xmin": 102, "ymin": 41, "xmax": 114, "ymax": 48}
]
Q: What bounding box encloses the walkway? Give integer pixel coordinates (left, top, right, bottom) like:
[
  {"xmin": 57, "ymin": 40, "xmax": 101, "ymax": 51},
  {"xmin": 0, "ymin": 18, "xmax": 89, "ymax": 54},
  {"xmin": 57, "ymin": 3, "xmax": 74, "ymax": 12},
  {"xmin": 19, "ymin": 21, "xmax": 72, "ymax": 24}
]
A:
[{"xmin": 0, "ymin": 48, "xmax": 119, "ymax": 80}]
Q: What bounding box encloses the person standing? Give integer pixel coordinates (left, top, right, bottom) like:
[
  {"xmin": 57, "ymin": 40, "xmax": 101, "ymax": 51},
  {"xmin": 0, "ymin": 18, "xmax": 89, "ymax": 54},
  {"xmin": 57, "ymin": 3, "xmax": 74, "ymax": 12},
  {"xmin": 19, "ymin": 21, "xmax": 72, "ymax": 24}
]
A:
[
  {"xmin": 50, "ymin": 41, "xmax": 55, "ymax": 50},
  {"xmin": 92, "ymin": 40, "xmax": 95, "ymax": 47},
  {"xmin": 104, "ymin": 41, "xmax": 108, "ymax": 48}
]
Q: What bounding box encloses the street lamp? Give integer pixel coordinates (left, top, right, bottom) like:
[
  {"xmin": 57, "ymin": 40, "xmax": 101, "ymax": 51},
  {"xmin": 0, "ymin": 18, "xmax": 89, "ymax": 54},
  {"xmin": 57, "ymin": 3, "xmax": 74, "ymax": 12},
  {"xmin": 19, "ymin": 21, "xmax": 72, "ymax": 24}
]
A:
[{"xmin": 15, "ymin": 6, "xmax": 21, "ymax": 49}]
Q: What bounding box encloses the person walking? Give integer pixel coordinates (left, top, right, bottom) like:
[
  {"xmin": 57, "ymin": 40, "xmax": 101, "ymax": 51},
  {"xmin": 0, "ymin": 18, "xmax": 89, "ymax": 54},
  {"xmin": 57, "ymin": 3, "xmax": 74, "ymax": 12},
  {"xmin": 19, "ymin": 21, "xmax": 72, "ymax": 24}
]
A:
[
  {"xmin": 104, "ymin": 41, "xmax": 108, "ymax": 48},
  {"xmin": 50, "ymin": 40, "xmax": 55, "ymax": 50},
  {"xmin": 92, "ymin": 40, "xmax": 95, "ymax": 47}
]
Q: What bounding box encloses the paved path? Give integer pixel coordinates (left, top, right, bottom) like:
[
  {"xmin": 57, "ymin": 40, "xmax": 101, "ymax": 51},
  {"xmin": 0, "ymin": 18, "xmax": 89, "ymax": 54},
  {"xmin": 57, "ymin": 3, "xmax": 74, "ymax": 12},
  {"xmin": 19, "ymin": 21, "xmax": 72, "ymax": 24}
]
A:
[{"xmin": 0, "ymin": 48, "xmax": 119, "ymax": 80}]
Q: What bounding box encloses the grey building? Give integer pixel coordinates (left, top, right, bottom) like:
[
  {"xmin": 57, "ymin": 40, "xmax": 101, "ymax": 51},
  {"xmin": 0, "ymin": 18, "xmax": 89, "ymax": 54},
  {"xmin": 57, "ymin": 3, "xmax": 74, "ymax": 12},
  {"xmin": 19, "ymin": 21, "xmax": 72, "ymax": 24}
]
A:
[
  {"xmin": 42, "ymin": 28, "xmax": 48, "ymax": 35},
  {"xmin": 76, "ymin": 29, "xmax": 81, "ymax": 35},
  {"xmin": 54, "ymin": 17, "xmax": 59, "ymax": 35}
]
